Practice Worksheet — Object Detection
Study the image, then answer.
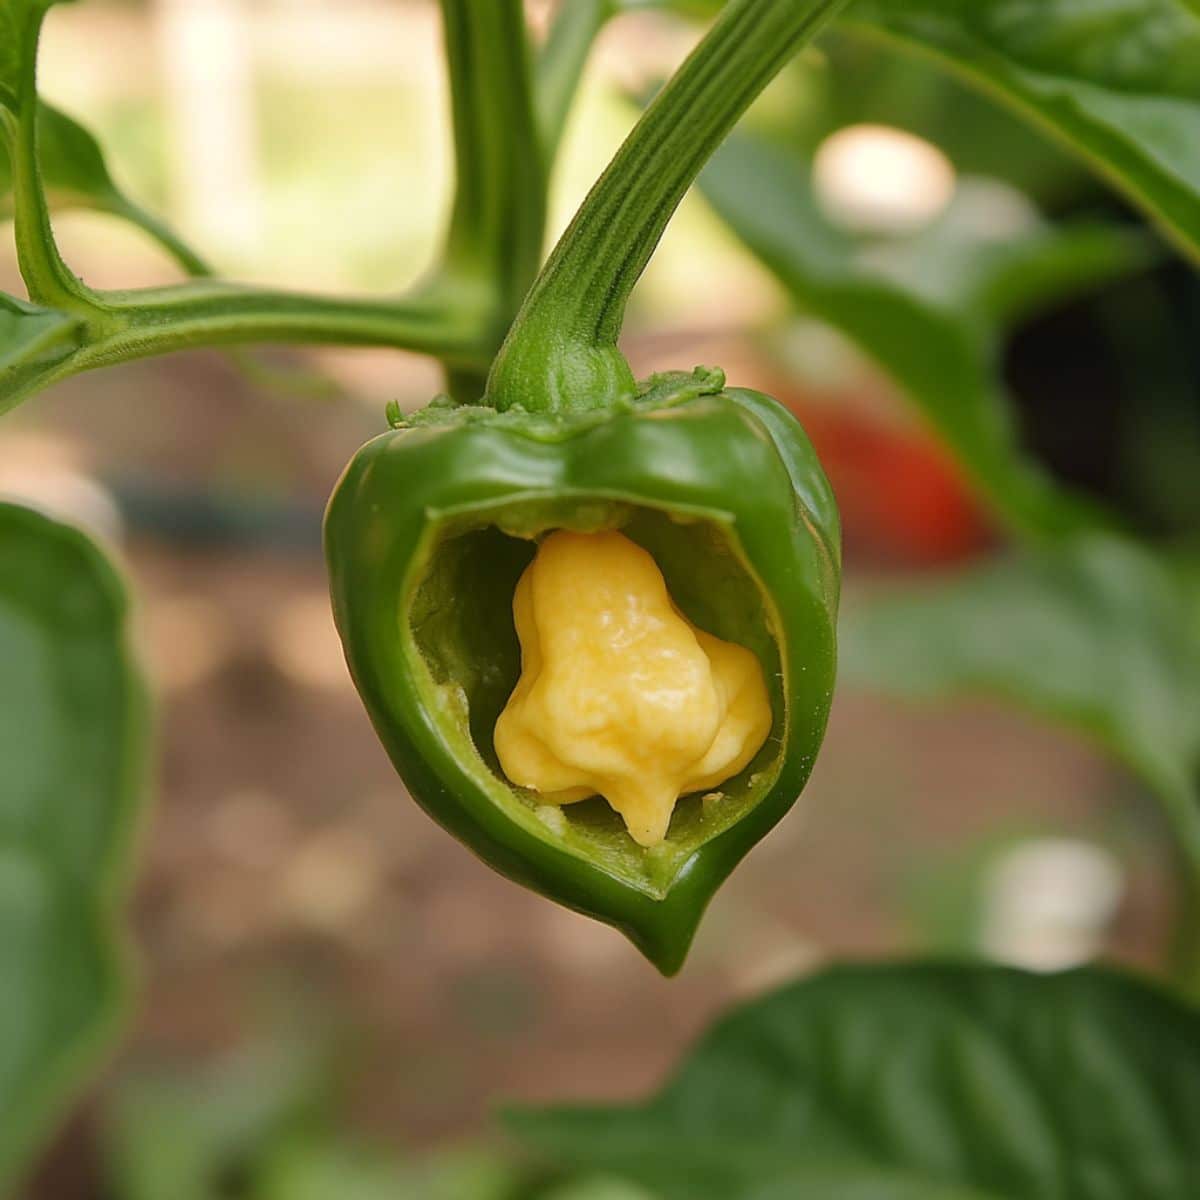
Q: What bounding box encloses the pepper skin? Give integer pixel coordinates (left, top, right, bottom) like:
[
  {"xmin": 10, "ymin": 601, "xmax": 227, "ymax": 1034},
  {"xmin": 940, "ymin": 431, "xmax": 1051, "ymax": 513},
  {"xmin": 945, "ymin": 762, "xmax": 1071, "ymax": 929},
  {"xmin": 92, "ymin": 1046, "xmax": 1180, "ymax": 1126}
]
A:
[{"xmin": 324, "ymin": 368, "xmax": 840, "ymax": 974}]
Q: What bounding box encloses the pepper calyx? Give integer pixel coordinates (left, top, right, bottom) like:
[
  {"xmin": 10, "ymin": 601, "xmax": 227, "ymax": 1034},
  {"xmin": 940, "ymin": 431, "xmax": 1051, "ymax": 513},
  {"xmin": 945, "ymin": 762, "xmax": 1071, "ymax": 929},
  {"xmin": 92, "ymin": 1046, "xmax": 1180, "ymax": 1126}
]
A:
[{"xmin": 390, "ymin": 365, "xmax": 728, "ymax": 441}]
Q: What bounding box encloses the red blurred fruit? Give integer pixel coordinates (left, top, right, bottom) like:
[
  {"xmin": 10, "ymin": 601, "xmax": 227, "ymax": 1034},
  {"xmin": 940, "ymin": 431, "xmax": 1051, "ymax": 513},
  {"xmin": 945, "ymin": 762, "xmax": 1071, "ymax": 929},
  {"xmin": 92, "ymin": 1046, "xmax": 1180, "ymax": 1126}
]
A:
[{"xmin": 782, "ymin": 392, "xmax": 993, "ymax": 567}]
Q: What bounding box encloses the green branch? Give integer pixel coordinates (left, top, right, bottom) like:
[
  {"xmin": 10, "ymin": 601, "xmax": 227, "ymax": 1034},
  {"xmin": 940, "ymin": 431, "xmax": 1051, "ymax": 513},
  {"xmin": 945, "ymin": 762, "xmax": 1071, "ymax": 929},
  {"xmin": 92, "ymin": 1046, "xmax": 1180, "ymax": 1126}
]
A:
[
  {"xmin": 7, "ymin": 5, "xmax": 103, "ymax": 314},
  {"xmin": 536, "ymin": 0, "xmax": 615, "ymax": 161},
  {"xmin": 486, "ymin": 0, "xmax": 853, "ymax": 414},
  {"xmin": 0, "ymin": 282, "xmax": 491, "ymax": 414},
  {"xmin": 435, "ymin": 0, "xmax": 545, "ymax": 332},
  {"xmin": 106, "ymin": 196, "xmax": 213, "ymax": 279},
  {"xmin": 1, "ymin": 0, "xmax": 544, "ymax": 415}
]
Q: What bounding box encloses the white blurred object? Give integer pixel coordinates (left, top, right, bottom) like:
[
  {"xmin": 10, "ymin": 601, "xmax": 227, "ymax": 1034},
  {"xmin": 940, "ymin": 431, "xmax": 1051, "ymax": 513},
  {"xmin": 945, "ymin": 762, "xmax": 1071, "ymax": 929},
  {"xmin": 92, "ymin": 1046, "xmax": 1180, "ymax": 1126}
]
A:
[
  {"xmin": 0, "ymin": 435, "xmax": 124, "ymax": 543},
  {"xmin": 981, "ymin": 838, "xmax": 1124, "ymax": 971},
  {"xmin": 814, "ymin": 124, "xmax": 956, "ymax": 236},
  {"xmin": 157, "ymin": 0, "xmax": 263, "ymax": 255},
  {"xmin": 931, "ymin": 176, "xmax": 1041, "ymax": 242}
]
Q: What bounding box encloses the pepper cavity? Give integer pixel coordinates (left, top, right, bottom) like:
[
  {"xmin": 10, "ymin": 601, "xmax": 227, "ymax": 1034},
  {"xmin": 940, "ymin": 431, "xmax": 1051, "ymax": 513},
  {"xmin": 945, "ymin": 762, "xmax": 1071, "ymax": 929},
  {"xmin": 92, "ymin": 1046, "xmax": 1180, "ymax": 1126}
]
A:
[{"xmin": 494, "ymin": 529, "xmax": 772, "ymax": 847}]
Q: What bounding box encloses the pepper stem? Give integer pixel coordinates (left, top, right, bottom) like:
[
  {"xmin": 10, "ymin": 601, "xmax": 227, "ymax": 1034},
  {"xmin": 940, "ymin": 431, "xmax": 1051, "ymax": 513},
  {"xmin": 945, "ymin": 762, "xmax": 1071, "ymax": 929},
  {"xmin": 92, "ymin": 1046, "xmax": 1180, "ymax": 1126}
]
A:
[{"xmin": 485, "ymin": 0, "xmax": 851, "ymax": 414}]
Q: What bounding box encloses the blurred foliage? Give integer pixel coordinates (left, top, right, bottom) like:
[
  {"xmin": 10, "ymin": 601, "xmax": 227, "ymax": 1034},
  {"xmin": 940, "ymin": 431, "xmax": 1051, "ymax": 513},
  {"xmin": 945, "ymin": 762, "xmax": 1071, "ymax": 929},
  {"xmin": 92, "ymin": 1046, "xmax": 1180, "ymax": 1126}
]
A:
[
  {"xmin": 102, "ymin": 1031, "xmax": 645, "ymax": 1200},
  {"xmin": 699, "ymin": 132, "xmax": 1152, "ymax": 540},
  {"xmin": 104, "ymin": 1035, "xmax": 340, "ymax": 1200},
  {"xmin": 0, "ymin": 503, "xmax": 148, "ymax": 1190},
  {"xmin": 0, "ymin": 104, "xmax": 208, "ymax": 275},
  {"xmin": 674, "ymin": 0, "xmax": 1200, "ymax": 258},
  {"xmin": 1086, "ymin": 270, "xmax": 1200, "ymax": 535},
  {"xmin": 241, "ymin": 76, "xmax": 450, "ymax": 292},
  {"xmin": 5, "ymin": 0, "xmax": 1200, "ymax": 1193},
  {"xmin": 511, "ymin": 963, "xmax": 1200, "ymax": 1200},
  {"xmin": 897, "ymin": 826, "xmax": 1047, "ymax": 955},
  {"xmin": 845, "ymin": 0, "xmax": 1200, "ymax": 263},
  {"xmin": 755, "ymin": 33, "xmax": 1092, "ymax": 212},
  {"xmin": 682, "ymin": 1, "xmax": 1200, "ymax": 995},
  {"xmin": 842, "ymin": 535, "xmax": 1200, "ymax": 826},
  {"xmin": 842, "ymin": 533, "xmax": 1200, "ymax": 987}
]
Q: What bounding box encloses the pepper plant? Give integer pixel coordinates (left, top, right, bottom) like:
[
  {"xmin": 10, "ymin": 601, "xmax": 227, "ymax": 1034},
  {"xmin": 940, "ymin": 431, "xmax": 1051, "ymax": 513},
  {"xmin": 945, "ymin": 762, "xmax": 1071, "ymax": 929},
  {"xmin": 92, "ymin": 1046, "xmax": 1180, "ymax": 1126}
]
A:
[{"xmin": 3, "ymin": 0, "xmax": 1200, "ymax": 1196}]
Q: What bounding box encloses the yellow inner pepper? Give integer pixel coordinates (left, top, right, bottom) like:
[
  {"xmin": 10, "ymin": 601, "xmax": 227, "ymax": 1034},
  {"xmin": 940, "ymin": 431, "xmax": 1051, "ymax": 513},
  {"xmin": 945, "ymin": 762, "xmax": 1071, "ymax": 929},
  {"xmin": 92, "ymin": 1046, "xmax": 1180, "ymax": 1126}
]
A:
[{"xmin": 494, "ymin": 530, "xmax": 772, "ymax": 847}]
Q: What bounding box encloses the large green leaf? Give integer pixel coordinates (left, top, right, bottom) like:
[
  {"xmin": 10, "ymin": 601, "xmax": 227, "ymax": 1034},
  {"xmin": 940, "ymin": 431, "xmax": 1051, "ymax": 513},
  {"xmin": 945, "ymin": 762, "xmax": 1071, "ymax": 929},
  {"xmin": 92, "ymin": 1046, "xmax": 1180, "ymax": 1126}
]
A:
[
  {"xmin": 699, "ymin": 134, "xmax": 1149, "ymax": 539},
  {"xmin": 847, "ymin": 0, "xmax": 1200, "ymax": 262},
  {"xmin": 841, "ymin": 533, "xmax": 1200, "ymax": 880},
  {"xmin": 511, "ymin": 963, "xmax": 1200, "ymax": 1199},
  {"xmin": 0, "ymin": 502, "xmax": 149, "ymax": 1191}
]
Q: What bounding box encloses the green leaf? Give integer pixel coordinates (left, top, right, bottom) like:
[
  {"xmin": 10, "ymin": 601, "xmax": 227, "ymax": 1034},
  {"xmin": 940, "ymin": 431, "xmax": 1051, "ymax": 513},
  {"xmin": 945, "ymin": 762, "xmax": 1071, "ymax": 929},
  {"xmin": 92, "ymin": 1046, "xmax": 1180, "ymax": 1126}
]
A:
[
  {"xmin": 840, "ymin": 533, "xmax": 1200, "ymax": 955},
  {"xmin": 699, "ymin": 134, "xmax": 1150, "ymax": 539},
  {"xmin": 0, "ymin": 104, "xmax": 210, "ymax": 276},
  {"xmin": 0, "ymin": 502, "xmax": 149, "ymax": 1191},
  {"xmin": 510, "ymin": 963, "xmax": 1200, "ymax": 1199},
  {"xmin": 847, "ymin": 0, "xmax": 1200, "ymax": 263}
]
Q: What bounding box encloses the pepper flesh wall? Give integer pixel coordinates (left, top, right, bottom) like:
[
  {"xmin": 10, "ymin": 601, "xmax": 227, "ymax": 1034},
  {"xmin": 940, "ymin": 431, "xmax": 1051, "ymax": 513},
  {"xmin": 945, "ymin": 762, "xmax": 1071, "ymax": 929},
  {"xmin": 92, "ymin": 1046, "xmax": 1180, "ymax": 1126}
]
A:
[{"xmin": 494, "ymin": 530, "xmax": 772, "ymax": 847}]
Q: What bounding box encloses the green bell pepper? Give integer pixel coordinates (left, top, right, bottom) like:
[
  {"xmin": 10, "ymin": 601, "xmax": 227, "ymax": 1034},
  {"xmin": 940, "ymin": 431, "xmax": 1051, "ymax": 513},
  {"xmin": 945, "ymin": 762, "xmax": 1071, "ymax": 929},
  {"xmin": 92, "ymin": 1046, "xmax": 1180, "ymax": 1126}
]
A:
[
  {"xmin": 325, "ymin": 367, "xmax": 839, "ymax": 973},
  {"xmin": 325, "ymin": 0, "xmax": 849, "ymax": 972}
]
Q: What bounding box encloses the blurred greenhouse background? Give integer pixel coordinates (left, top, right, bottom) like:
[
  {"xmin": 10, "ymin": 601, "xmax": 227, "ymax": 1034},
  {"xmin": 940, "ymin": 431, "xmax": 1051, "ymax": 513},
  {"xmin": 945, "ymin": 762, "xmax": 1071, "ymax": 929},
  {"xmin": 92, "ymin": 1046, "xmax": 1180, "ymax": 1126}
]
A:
[{"xmin": 1, "ymin": 2, "xmax": 1192, "ymax": 1196}]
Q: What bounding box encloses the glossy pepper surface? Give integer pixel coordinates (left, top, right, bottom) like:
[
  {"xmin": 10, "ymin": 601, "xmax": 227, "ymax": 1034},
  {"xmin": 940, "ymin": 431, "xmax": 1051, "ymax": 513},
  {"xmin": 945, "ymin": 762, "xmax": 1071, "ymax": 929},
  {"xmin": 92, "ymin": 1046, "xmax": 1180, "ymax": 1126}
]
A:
[{"xmin": 325, "ymin": 367, "xmax": 840, "ymax": 974}]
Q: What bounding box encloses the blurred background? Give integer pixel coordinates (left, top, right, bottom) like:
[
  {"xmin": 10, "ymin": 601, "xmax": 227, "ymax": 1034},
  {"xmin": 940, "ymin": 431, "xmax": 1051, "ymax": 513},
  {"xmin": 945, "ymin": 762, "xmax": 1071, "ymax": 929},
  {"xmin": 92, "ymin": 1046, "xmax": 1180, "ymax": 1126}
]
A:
[{"xmin": 2, "ymin": 1, "xmax": 1194, "ymax": 1196}]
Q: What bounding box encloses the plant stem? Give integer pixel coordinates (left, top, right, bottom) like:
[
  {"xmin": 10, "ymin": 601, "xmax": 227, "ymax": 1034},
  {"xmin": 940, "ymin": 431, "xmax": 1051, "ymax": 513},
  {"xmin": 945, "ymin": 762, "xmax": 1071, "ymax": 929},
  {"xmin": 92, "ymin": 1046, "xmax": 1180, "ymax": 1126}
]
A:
[
  {"xmin": 535, "ymin": 0, "xmax": 614, "ymax": 161},
  {"xmin": 3, "ymin": 0, "xmax": 539, "ymax": 413},
  {"xmin": 104, "ymin": 281, "xmax": 489, "ymax": 363},
  {"xmin": 435, "ymin": 0, "xmax": 546, "ymax": 334},
  {"xmin": 0, "ymin": 282, "xmax": 492, "ymax": 415},
  {"xmin": 486, "ymin": 0, "xmax": 852, "ymax": 414},
  {"xmin": 109, "ymin": 198, "xmax": 214, "ymax": 279},
  {"xmin": 8, "ymin": 7, "xmax": 105, "ymax": 314}
]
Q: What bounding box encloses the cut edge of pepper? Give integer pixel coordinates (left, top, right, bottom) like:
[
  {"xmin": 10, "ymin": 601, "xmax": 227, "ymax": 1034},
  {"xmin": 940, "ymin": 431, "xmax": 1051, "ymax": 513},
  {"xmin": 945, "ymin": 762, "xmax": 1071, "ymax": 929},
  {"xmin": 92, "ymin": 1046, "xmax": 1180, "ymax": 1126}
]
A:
[{"xmin": 400, "ymin": 489, "xmax": 791, "ymax": 901}]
